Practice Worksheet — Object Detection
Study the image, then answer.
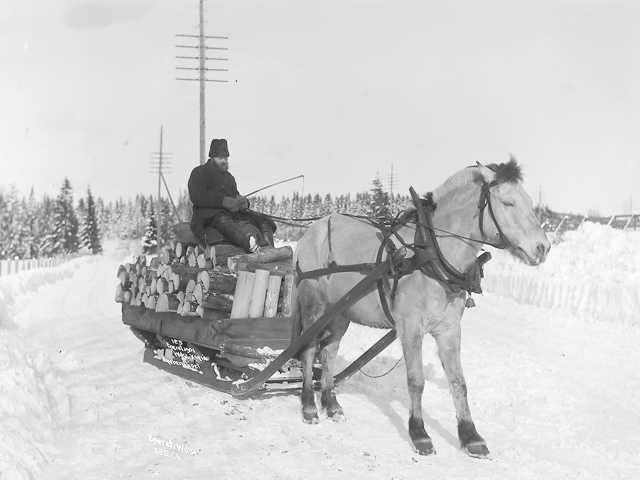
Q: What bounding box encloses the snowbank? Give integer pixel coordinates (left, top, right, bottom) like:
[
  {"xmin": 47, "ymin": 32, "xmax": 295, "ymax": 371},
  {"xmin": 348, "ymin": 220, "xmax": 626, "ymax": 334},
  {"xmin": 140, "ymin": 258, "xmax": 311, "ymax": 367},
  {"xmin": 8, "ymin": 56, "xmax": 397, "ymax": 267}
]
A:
[
  {"xmin": 0, "ymin": 256, "xmax": 92, "ymax": 328},
  {"xmin": 0, "ymin": 257, "xmax": 97, "ymax": 478},
  {"xmin": 484, "ymin": 222, "xmax": 640, "ymax": 324},
  {"xmin": 0, "ymin": 331, "xmax": 70, "ymax": 480}
]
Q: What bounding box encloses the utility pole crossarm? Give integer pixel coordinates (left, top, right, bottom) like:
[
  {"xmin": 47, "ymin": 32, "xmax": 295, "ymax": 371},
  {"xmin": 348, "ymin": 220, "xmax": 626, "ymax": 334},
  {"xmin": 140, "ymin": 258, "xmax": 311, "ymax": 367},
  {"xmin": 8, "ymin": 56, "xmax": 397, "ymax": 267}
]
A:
[{"xmin": 175, "ymin": 0, "xmax": 230, "ymax": 165}]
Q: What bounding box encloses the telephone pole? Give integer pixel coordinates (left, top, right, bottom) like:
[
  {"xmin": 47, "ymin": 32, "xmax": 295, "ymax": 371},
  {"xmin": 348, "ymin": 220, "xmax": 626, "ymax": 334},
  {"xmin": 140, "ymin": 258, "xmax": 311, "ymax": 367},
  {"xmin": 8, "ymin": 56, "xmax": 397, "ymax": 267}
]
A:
[
  {"xmin": 150, "ymin": 126, "xmax": 173, "ymax": 235},
  {"xmin": 176, "ymin": 0, "xmax": 230, "ymax": 165},
  {"xmin": 388, "ymin": 164, "xmax": 396, "ymax": 197}
]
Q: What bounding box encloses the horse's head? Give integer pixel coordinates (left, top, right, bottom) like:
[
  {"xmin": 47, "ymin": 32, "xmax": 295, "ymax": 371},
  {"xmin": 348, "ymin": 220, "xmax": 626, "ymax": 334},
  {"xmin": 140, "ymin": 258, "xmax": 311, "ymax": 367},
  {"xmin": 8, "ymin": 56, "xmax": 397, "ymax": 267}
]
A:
[{"xmin": 473, "ymin": 158, "xmax": 550, "ymax": 265}]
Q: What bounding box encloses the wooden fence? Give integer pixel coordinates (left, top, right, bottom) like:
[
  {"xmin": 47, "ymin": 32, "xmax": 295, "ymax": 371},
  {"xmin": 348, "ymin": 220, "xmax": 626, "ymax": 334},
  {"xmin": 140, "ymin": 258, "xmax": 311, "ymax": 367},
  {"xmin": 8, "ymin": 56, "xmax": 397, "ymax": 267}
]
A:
[
  {"xmin": 540, "ymin": 213, "xmax": 639, "ymax": 235},
  {"xmin": 0, "ymin": 255, "xmax": 77, "ymax": 277}
]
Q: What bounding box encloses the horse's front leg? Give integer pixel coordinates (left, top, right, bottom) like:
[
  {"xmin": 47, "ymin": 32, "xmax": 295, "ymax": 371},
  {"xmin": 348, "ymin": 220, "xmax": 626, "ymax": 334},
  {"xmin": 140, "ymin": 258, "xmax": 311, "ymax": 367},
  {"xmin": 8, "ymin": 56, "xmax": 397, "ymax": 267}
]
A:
[
  {"xmin": 399, "ymin": 319, "xmax": 435, "ymax": 455},
  {"xmin": 434, "ymin": 322, "xmax": 489, "ymax": 458}
]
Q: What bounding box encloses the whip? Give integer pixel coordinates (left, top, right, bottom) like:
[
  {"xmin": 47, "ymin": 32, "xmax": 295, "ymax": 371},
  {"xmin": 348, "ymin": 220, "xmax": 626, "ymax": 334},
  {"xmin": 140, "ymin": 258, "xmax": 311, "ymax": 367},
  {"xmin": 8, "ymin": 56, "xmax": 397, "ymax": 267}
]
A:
[{"xmin": 245, "ymin": 174, "xmax": 304, "ymax": 197}]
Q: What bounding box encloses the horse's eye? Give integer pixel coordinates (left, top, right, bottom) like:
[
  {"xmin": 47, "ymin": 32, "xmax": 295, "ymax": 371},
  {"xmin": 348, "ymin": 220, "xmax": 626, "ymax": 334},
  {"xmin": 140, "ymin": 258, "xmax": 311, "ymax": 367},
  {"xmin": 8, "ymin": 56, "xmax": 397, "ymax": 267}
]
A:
[{"xmin": 502, "ymin": 201, "xmax": 515, "ymax": 207}]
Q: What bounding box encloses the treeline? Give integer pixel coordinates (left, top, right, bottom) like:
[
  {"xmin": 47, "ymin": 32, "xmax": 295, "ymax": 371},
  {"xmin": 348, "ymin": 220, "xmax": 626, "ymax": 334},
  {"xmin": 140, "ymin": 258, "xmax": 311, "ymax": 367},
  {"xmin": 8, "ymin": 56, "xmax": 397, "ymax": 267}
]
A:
[
  {"xmin": 0, "ymin": 176, "xmax": 410, "ymax": 258},
  {"xmin": 0, "ymin": 179, "xmax": 102, "ymax": 260}
]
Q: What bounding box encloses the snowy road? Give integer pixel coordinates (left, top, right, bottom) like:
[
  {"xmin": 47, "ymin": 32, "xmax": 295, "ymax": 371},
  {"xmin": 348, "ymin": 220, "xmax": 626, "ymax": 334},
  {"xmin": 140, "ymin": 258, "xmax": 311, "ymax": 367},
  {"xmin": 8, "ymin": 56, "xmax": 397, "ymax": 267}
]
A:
[{"xmin": 3, "ymin": 245, "xmax": 640, "ymax": 479}]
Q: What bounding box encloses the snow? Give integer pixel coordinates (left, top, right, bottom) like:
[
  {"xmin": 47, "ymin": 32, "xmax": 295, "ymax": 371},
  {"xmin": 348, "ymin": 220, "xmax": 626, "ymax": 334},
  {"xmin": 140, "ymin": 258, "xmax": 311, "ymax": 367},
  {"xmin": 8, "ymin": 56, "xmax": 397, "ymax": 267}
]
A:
[
  {"xmin": 0, "ymin": 233, "xmax": 639, "ymax": 479},
  {"xmin": 484, "ymin": 222, "xmax": 640, "ymax": 325}
]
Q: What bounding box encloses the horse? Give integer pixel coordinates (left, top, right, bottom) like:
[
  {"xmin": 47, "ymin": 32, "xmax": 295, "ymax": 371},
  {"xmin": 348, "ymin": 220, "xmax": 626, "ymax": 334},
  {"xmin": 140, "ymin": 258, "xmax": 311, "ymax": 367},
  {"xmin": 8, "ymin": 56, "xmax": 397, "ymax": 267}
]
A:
[{"xmin": 293, "ymin": 158, "xmax": 550, "ymax": 458}]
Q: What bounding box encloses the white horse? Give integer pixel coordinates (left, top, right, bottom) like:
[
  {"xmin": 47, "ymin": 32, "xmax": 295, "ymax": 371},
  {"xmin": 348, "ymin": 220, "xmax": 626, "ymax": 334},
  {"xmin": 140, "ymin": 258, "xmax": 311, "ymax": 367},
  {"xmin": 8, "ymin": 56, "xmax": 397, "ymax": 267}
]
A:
[{"xmin": 294, "ymin": 159, "xmax": 550, "ymax": 457}]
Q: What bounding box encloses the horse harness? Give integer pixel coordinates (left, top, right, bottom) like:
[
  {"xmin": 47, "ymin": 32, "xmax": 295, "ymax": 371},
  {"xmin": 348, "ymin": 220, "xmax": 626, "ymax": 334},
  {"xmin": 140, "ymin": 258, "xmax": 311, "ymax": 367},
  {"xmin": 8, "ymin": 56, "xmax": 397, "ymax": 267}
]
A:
[{"xmin": 296, "ymin": 179, "xmax": 509, "ymax": 328}]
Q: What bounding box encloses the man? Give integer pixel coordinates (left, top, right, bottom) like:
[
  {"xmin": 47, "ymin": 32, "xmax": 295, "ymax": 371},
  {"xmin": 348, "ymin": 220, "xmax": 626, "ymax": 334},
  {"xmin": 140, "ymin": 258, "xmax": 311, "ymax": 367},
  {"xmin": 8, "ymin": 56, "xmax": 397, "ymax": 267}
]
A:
[{"xmin": 188, "ymin": 138, "xmax": 276, "ymax": 252}]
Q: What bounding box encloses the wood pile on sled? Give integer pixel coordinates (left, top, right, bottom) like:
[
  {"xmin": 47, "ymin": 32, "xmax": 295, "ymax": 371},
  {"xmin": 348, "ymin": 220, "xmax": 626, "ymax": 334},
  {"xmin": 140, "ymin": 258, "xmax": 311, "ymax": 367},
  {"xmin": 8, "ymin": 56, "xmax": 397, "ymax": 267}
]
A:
[{"xmin": 114, "ymin": 242, "xmax": 295, "ymax": 320}]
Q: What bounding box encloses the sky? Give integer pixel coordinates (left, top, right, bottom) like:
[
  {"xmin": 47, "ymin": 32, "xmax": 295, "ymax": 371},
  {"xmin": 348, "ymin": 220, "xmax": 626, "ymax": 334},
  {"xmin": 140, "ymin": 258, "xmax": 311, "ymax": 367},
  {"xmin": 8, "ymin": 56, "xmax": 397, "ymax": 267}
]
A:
[{"xmin": 1, "ymin": 0, "xmax": 638, "ymax": 215}]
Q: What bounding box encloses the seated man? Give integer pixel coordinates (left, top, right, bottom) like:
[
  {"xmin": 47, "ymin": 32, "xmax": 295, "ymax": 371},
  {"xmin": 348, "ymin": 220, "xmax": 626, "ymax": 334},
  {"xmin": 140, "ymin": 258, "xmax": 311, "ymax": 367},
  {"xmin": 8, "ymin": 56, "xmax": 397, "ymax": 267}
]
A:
[{"xmin": 188, "ymin": 138, "xmax": 276, "ymax": 252}]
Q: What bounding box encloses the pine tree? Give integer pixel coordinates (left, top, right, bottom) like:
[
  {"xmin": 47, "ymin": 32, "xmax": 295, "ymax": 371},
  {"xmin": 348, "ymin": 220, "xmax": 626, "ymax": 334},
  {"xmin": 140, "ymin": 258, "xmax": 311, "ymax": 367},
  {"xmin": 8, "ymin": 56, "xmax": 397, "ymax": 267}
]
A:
[
  {"xmin": 81, "ymin": 188, "xmax": 102, "ymax": 254},
  {"xmin": 38, "ymin": 195, "xmax": 55, "ymax": 256},
  {"xmin": 368, "ymin": 175, "xmax": 392, "ymax": 220},
  {"xmin": 48, "ymin": 178, "xmax": 80, "ymax": 254},
  {"xmin": 141, "ymin": 202, "xmax": 158, "ymax": 253}
]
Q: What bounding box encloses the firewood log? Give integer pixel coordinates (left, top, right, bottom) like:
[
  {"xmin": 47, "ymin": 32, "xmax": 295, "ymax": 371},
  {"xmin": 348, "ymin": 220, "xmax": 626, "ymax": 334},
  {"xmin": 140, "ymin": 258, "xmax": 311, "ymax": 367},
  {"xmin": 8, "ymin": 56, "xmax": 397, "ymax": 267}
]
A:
[
  {"xmin": 156, "ymin": 293, "xmax": 181, "ymax": 312},
  {"xmin": 200, "ymin": 292, "xmax": 234, "ymax": 313},
  {"xmin": 227, "ymin": 246, "xmax": 293, "ymax": 273},
  {"xmin": 149, "ymin": 277, "xmax": 157, "ymax": 295},
  {"xmin": 196, "ymin": 270, "xmax": 236, "ymax": 295},
  {"xmin": 123, "ymin": 290, "xmax": 132, "ymax": 304},
  {"xmin": 179, "ymin": 256, "xmax": 187, "ymax": 265},
  {"xmin": 249, "ymin": 269, "xmax": 270, "ymax": 318},
  {"xmin": 156, "ymin": 264, "xmax": 169, "ymax": 279},
  {"xmin": 264, "ymin": 275, "xmax": 283, "ymax": 318},
  {"xmin": 175, "ymin": 242, "xmax": 183, "ymax": 259},
  {"xmin": 115, "ymin": 283, "xmax": 125, "ymax": 303},
  {"xmin": 116, "ymin": 264, "xmax": 127, "ymax": 278},
  {"xmin": 117, "ymin": 269, "xmax": 130, "ymax": 287},
  {"xmin": 204, "ymin": 245, "xmax": 216, "ymax": 263},
  {"xmin": 187, "ymin": 251, "xmax": 198, "ymax": 268},
  {"xmin": 181, "ymin": 300, "xmax": 200, "ymax": 316},
  {"xmin": 145, "ymin": 294, "xmax": 157, "ymax": 310},
  {"xmin": 230, "ymin": 270, "xmax": 255, "ymax": 319},
  {"xmin": 281, "ymin": 273, "xmax": 296, "ymax": 317},
  {"xmin": 213, "ymin": 244, "xmax": 247, "ymax": 265},
  {"xmin": 192, "ymin": 282, "xmax": 204, "ymax": 304},
  {"xmin": 149, "ymin": 257, "xmax": 161, "ymax": 269},
  {"xmin": 196, "ymin": 253, "xmax": 213, "ymax": 269},
  {"xmin": 156, "ymin": 277, "xmax": 169, "ymax": 295},
  {"xmin": 159, "ymin": 247, "xmax": 175, "ymax": 265},
  {"xmin": 130, "ymin": 292, "xmax": 141, "ymax": 306},
  {"xmin": 129, "ymin": 280, "xmax": 138, "ymax": 298},
  {"xmin": 231, "ymin": 260, "xmax": 293, "ymax": 276}
]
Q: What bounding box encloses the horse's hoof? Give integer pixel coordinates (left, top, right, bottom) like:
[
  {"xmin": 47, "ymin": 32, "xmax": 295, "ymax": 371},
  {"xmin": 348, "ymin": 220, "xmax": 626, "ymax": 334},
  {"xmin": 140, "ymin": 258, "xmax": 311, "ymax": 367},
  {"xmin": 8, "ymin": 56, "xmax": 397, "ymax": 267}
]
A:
[
  {"xmin": 303, "ymin": 411, "xmax": 319, "ymax": 424},
  {"xmin": 463, "ymin": 441, "xmax": 490, "ymax": 459},
  {"xmin": 413, "ymin": 438, "xmax": 436, "ymax": 456},
  {"xmin": 328, "ymin": 409, "xmax": 346, "ymax": 422}
]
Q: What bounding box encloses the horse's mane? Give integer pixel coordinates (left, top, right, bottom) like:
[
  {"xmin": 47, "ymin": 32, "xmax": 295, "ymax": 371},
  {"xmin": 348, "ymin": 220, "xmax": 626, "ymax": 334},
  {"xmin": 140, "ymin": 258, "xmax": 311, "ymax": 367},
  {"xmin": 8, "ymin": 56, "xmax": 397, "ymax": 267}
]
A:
[
  {"xmin": 433, "ymin": 157, "xmax": 523, "ymax": 201},
  {"xmin": 487, "ymin": 156, "xmax": 523, "ymax": 184}
]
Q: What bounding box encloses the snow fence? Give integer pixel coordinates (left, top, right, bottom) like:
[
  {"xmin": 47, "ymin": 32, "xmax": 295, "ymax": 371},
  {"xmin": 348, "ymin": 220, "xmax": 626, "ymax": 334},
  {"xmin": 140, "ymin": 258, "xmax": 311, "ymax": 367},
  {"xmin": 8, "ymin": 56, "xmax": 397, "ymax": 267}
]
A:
[{"xmin": 484, "ymin": 222, "xmax": 640, "ymax": 325}]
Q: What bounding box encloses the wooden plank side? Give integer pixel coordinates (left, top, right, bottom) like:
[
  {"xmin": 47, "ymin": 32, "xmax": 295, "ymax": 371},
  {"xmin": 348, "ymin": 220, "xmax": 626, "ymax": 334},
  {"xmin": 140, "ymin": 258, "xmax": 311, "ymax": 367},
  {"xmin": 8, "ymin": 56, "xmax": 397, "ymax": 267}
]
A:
[{"xmin": 123, "ymin": 304, "xmax": 293, "ymax": 353}]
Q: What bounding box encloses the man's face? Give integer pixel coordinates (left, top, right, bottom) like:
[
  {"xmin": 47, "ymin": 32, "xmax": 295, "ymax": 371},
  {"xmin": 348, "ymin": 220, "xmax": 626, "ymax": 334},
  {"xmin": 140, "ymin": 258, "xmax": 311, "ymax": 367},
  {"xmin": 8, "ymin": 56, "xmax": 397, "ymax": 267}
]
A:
[{"xmin": 212, "ymin": 156, "xmax": 229, "ymax": 171}]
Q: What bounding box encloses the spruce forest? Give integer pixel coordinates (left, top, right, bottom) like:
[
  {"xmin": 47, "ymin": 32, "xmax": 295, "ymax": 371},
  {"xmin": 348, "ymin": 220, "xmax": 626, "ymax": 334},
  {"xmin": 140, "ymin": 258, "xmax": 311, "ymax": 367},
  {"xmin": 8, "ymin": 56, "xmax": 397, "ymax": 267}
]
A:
[{"xmin": 0, "ymin": 176, "xmax": 409, "ymax": 259}]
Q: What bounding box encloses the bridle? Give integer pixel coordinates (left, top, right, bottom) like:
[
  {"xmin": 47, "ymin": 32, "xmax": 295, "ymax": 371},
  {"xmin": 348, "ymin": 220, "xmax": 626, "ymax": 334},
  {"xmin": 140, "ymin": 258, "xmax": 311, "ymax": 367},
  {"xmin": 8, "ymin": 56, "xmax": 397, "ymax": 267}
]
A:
[{"xmin": 475, "ymin": 179, "xmax": 514, "ymax": 251}]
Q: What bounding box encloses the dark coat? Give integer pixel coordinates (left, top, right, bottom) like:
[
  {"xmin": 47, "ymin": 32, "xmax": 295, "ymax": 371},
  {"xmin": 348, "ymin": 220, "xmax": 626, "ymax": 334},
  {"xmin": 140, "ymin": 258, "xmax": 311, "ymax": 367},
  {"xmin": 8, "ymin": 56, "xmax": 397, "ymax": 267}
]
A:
[{"xmin": 188, "ymin": 160, "xmax": 240, "ymax": 234}]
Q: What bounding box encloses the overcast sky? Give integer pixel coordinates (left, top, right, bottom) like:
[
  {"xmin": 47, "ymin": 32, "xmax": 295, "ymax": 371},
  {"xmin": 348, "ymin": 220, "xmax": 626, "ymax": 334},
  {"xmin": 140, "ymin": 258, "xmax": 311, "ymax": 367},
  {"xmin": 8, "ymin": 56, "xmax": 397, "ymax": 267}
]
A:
[{"xmin": 1, "ymin": 0, "xmax": 638, "ymax": 214}]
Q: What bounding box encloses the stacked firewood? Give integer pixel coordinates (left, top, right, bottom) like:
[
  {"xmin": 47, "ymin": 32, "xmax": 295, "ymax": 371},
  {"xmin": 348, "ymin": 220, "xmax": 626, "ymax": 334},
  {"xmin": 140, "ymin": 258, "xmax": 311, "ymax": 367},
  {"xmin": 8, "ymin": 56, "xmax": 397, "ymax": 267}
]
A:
[{"xmin": 115, "ymin": 242, "xmax": 295, "ymax": 319}]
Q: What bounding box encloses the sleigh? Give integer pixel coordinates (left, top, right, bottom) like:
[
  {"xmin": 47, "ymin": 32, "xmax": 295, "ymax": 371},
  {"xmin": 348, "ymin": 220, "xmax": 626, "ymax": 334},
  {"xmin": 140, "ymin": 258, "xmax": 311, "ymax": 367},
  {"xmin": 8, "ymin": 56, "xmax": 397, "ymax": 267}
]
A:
[{"xmin": 116, "ymin": 223, "xmax": 398, "ymax": 398}]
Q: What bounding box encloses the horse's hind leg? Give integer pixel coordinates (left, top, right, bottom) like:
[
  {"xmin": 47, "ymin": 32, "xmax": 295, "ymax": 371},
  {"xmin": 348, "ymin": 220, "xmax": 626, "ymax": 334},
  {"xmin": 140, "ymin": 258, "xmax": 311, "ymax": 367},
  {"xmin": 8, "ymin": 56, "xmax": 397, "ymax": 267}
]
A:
[
  {"xmin": 319, "ymin": 316, "xmax": 349, "ymax": 421},
  {"xmin": 298, "ymin": 282, "xmax": 324, "ymax": 424},
  {"xmin": 433, "ymin": 323, "xmax": 489, "ymax": 458},
  {"xmin": 399, "ymin": 318, "xmax": 435, "ymax": 455},
  {"xmin": 300, "ymin": 341, "xmax": 319, "ymax": 423}
]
